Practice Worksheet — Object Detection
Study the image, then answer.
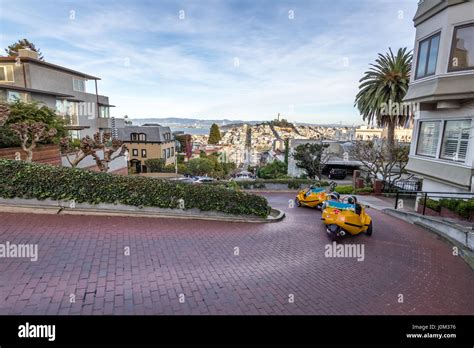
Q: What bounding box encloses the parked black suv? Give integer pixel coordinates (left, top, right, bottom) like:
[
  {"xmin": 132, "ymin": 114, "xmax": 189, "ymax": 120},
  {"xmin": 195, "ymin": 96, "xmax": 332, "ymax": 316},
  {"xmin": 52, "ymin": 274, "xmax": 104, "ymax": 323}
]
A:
[{"xmin": 328, "ymin": 168, "xmax": 347, "ymax": 180}]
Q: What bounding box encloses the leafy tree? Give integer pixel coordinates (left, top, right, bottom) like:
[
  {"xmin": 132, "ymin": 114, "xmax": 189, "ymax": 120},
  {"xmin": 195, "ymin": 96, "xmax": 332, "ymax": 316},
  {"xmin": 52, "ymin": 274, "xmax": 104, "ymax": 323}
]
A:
[
  {"xmin": 284, "ymin": 138, "xmax": 289, "ymax": 165},
  {"xmin": 5, "ymin": 39, "xmax": 44, "ymax": 60},
  {"xmin": 0, "ymin": 100, "xmax": 66, "ymax": 148},
  {"xmin": 354, "ymin": 47, "xmax": 412, "ymax": 148},
  {"xmin": 257, "ymin": 160, "xmax": 287, "ymax": 179},
  {"xmin": 208, "ymin": 123, "xmax": 221, "ymax": 144},
  {"xmin": 187, "ymin": 157, "xmax": 215, "ymax": 176},
  {"xmin": 175, "ymin": 134, "xmax": 191, "ymax": 155},
  {"xmin": 293, "ymin": 143, "xmax": 330, "ymax": 180},
  {"xmin": 350, "ymin": 139, "xmax": 409, "ymax": 187}
]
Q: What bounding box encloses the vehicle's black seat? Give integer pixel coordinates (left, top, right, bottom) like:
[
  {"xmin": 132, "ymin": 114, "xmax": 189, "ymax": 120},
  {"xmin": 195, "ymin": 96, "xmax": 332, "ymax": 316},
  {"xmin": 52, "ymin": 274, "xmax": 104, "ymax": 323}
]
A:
[{"xmin": 355, "ymin": 204, "xmax": 362, "ymax": 215}]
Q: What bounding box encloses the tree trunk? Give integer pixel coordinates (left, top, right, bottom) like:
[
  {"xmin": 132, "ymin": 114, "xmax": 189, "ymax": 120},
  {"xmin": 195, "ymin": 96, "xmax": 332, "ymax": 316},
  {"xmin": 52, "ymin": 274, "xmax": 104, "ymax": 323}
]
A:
[{"xmin": 387, "ymin": 120, "xmax": 395, "ymax": 149}]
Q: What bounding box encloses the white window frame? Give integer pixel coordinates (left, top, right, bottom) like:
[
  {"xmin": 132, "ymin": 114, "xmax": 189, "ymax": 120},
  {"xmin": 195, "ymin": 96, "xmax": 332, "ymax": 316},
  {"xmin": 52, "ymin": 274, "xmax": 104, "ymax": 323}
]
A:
[
  {"xmin": 72, "ymin": 78, "xmax": 85, "ymax": 92},
  {"xmin": 415, "ymin": 120, "xmax": 441, "ymax": 158},
  {"xmin": 440, "ymin": 119, "xmax": 471, "ymax": 162},
  {"xmin": 0, "ymin": 65, "xmax": 14, "ymax": 82},
  {"xmin": 414, "ymin": 118, "xmax": 472, "ymax": 164}
]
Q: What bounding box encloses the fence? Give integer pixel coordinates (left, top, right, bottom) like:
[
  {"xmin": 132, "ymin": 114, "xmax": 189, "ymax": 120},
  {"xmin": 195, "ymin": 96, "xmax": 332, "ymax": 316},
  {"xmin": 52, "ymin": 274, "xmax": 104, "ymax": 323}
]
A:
[
  {"xmin": 393, "ymin": 190, "xmax": 474, "ymax": 217},
  {"xmin": 383, "ymin": 179, "xmax": 422, "ymax": 193}
]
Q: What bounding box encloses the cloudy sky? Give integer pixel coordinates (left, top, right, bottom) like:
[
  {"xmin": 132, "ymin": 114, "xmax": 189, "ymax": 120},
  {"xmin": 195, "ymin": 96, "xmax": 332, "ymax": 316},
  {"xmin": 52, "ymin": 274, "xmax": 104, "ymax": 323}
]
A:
[{"xmin": 0, "ymin": 0, "xmax": 417, "ymax": 124}]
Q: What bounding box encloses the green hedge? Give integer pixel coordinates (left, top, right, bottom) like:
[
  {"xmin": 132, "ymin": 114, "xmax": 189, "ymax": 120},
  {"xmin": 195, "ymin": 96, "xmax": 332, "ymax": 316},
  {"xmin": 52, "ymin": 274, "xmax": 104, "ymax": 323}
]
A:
[
  {"xmin": 420, "ymin": 198, "xmax": 474, "ymax": 219},
  {"xmin": 334, "ymin": 185, "xmax": 354, "ymax": 194},
  {"xmin": 0, "ymin": 160, "xmax": 270, "ymax": 217},
  {"xmin": 354, "ymin": 187, "xmax": 374, "ymax": 194}
]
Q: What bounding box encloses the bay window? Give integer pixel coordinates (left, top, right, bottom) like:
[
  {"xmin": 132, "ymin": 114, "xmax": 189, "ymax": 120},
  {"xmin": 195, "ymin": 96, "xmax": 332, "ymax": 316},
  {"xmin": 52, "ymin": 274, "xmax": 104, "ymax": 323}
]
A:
[
  {"xmin": 448, "ymin": 23, "xmax": 474, "ymax": 71},
  {"xmin": 440, "ymin": 120, "xmax": 471, "ymax": 162},
  {"xmin": 416, "ymin": 121, "xmax": 440, "ymax": 157},
  {"xmin": 415, "ymin": 32, "xmax": 440, "ymax": 79}
]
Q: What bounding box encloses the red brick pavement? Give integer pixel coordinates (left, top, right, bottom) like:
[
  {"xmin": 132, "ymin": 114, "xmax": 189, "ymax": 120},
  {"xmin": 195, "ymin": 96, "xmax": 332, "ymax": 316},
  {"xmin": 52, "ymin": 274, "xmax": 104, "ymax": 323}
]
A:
[{"xmin": 0, "ymin": 192, "xmax": 472, "ymax": 315}]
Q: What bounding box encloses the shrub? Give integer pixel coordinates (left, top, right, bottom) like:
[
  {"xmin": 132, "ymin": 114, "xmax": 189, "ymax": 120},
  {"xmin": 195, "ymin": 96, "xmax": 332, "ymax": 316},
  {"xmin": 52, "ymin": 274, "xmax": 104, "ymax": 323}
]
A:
[
  {"xmin": 187, "ymin": 157, "xmax": 215, "ymax": 176},
  {"xmin": 419, "ymin": 198, "xmax": 441, "ymax": 212},
  {"xmin": 354, "ymin": 187, "xmax": 374, "ymax": 194},
  {"xmin": 335, "ymin": 185, "xmax": 354, "ymax": 194},
  {"xmin": 0, "ymin": 160, "xmax": 270, "ymax": 217},
  {"xmin": 439, "ymin": 198, "xmax": 474, "ymax": 218},
  {"xmin": 257, "ymin": 161, "xmax": 287, "ymax": 179},
  {"xmin": 145, "ymin": 158, "xmax": 166, "ymax": 172}
]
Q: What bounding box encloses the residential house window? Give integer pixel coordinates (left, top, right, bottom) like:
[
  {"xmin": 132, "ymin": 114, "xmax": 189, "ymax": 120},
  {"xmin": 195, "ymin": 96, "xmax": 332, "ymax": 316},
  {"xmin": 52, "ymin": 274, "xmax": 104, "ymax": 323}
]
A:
[
  {"xmin": 69, "ymin": 130, "xmax": 81, "ymax": 140},
  {"xmin": 56, "ymin": 100, "xmax": 78, "ymax": 125},
  {"xmin": 73, "ymin": 78, "xmax": 85, "ymax": 92},
  {"xmin": 138, "ymin": 133, "xmax": 146, "ymax": 141},
  {"xmin": 440, "ymin": 120, "xmax": 471, "ymax": 162},
  {"xmin": 171, "ymin": 147, "xmax": 174, "ymax": 157},
  {"xmin": 130, "ymin": 133, "xmax": 138, "ymax": 141},
  {"xmin": 162, "ymin": 149, "xmax": 166, "ymax": 158},
  {"xmin": 415, "ymin": 32, "xmax": 440, "ymax": 79},
  {"xmin": 448, "ymin": 23, "xmax": 474, "ymax": 71},
  {"xmin": 166, "ymin": 148, "xmax": 170, "ymax": 158},
  {"xmin": 141, "ymin": 149, "xmax": 147, "ymax": 158},
  {"xmin": 132, "ymin": 149, "xmax": 138, "ymax": 156},
  {"xmin": 7, "ymin": 91, "xmax": 28, "ymax": 102},
  {"xmin": 0, "ymin": 65, "xmax": 14, "ymax": 82},
  {"xmin": 99, "ymin": 106, "xmax": 110, "ymax": 118},
  {"xmin": 416, "ymin": 121, "xmax": 441, "ymax": 157}
]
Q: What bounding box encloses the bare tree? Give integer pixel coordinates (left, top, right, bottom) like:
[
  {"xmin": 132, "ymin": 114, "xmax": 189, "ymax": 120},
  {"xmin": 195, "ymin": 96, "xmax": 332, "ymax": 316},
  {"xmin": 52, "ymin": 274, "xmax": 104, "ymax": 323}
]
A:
[
  {"xmin": 90, "ymin": 133, "xmax": 127, "ymax": 172},
  {"xmin": 61, "ymin": 136, "xmax": 96, "ymax": 168},
  {"xmin": 0, "ymin": 103, "xmax": 10, "ymax": 127},
  {"xmin": 61, "ymin": 132, "xmax": 127, "ymax": 172},
  {"xmin": 350, "ymin": 139, "xmax": 409, "ymax": 187},
  {"xmin": 10, "ymin": 122, "xmax": 57, "ymax": 162}
]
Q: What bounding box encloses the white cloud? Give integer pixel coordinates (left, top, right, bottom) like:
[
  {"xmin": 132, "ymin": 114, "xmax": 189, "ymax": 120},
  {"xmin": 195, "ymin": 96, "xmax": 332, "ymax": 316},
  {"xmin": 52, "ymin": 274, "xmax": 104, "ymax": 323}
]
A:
[{"xmin": 0, "ymin": 0, "xmax": 417, "ymax": 123}]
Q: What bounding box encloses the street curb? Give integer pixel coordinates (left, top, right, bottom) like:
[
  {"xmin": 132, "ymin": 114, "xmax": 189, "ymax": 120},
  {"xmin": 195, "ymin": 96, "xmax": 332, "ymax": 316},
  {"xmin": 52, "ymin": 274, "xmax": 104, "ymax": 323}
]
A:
[
  {"xmin": 0, "ymin": 198, "xmax": 285, "ymax": 224},
  {"xmin": 382, "ymin": 208, "xmax": 474, "ymax": 269}
]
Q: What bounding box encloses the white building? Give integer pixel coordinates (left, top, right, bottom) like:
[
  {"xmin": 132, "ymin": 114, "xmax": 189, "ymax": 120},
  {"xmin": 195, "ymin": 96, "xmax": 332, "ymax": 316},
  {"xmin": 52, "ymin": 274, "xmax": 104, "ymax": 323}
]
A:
[{"xmin": 404, "ymin": 0, "xmax": 474, "ymax": 193}]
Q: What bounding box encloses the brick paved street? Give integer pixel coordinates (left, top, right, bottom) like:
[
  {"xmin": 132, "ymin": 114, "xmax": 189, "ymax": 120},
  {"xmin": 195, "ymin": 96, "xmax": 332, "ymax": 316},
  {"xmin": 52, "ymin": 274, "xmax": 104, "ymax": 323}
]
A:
[{"xmin": 0, "ymin": 192, "xmax": 472, "ymax": 315}]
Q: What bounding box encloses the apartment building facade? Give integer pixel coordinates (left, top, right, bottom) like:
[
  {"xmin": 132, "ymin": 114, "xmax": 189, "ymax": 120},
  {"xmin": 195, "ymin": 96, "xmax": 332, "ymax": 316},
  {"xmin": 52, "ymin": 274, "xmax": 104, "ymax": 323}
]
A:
[
  {"xmin": 118, "ymin": 124, "xmax": 176, "ymax": 173},
  {"xmin": 0, "ymin": 48, "xmax": 123, "ymax": 139},
  {"xmin": 404, "ymin": 0, "xmax": 474, "ymax": 193}
]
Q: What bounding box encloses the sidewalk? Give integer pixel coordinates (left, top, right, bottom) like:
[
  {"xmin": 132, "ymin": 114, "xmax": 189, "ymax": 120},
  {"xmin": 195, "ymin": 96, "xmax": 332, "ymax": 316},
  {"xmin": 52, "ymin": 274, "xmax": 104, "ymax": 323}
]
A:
[{"xmin": 355, "ymin": 195, "xmax": 395, "ymax": 210}]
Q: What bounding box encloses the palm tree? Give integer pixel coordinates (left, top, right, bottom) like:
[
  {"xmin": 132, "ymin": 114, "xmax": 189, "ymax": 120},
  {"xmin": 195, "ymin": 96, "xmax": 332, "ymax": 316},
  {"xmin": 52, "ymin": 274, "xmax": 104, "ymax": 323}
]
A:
[{"xmin": 354, "ymin": 47, "xmax": 412, "ymax": 148}]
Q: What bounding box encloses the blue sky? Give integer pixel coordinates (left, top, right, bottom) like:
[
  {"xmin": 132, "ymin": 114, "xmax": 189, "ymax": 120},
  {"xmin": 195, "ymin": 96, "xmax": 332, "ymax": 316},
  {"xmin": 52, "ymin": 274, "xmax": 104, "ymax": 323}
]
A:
[{"xmin": 0, "ymin": 0, "xmax": 417, "ymax": 124}]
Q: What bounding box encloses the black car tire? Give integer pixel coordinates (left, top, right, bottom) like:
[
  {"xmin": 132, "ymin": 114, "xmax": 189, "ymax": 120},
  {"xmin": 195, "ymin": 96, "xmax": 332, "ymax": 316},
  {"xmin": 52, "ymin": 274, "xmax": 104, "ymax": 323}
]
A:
[
  {"xmin": 295, "ymin": 198, "xmax": 301, "ymax": 207},
  {"xmin": 366, "ymin": 221, "xmax": 373, "ymax": 236}
]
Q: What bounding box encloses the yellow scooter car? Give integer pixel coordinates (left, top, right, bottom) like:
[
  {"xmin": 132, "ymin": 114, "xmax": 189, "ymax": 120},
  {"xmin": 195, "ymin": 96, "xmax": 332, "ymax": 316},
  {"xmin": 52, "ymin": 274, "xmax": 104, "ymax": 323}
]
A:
[
  {"xmin": 295, "ymin": 182, "xmax": 337, "ymax": 209},
  {"xmin": 321, "ymin": 196, "xmax": 372, "ymax": 241}
]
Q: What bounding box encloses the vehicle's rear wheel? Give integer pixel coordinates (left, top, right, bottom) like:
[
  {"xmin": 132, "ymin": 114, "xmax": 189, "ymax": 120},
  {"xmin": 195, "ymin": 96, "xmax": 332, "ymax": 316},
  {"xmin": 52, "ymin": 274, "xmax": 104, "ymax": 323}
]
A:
[
  {"xmin": 295, "ymin": 198, "xmax": 301, "ymax": 207},
  {"xmin": 366, "ymin": 221, "xmax": 373, "ymax": 236},
  {"xmin": 327, "ymin": 224, "xmax": 339, "ymax": 241}
]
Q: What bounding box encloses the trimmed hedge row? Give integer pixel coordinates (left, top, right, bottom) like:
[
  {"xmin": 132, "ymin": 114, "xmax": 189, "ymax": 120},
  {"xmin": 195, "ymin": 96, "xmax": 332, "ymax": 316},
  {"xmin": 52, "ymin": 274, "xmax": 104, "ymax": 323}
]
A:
[
  {"xmin": 0, "ymin": 160, "xmax": 271, "ymax": 217},
  {"xmin": 420, "ymin": 197, "xmax": 474, "ymax": 219}
]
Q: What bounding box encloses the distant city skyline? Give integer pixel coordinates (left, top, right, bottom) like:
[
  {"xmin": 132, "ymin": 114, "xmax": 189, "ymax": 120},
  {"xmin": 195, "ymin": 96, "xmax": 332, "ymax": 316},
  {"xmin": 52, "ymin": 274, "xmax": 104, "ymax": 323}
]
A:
[{"xmin": 1, "ymin": 0, "xmax": 417, "ymax": 123}]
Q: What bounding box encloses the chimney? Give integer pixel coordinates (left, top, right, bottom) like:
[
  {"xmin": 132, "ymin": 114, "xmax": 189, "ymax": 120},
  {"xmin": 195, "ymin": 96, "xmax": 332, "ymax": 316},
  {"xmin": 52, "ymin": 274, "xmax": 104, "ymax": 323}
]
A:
[{"xmin": 18, "ymin": 48, "xmax": 39, "ymax": 60}]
